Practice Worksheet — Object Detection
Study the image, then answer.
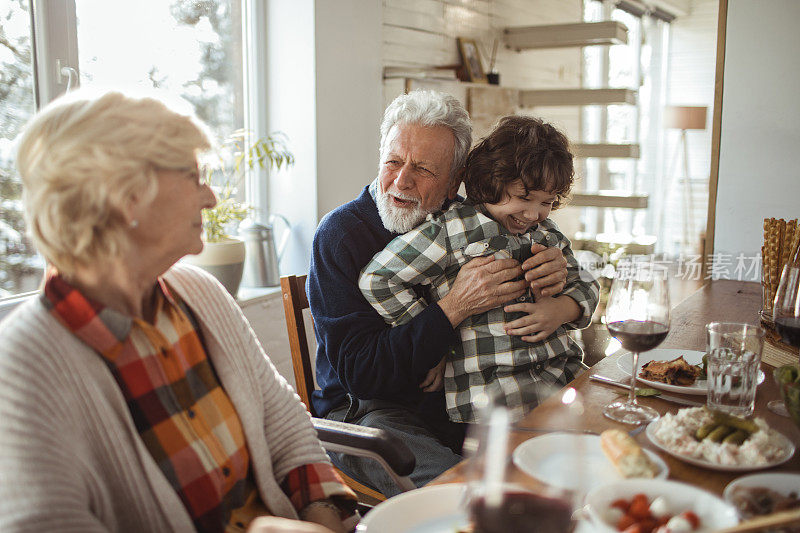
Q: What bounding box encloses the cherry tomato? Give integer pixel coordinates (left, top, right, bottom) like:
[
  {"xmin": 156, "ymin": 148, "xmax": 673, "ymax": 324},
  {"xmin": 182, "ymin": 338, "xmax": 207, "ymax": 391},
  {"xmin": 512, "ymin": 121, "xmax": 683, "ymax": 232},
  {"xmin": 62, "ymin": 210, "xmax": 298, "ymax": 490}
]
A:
[
  {"xmin": 618, "ymin": 513, "xmax": 637, "ymax": 531},
  {"xmin": 680, "ymin": 510, "xmax": 701, "ymax": 529},
  {"xmin": 638, "ymin": 518, "xmax": 658, "ymax": 533},
  {"xmin": 611, "ymin": 498, "xmax": 631, "ymax": 512},
  {"xmin": 628, "ymin": 494, "xmax": 652, "ymax": 520}
]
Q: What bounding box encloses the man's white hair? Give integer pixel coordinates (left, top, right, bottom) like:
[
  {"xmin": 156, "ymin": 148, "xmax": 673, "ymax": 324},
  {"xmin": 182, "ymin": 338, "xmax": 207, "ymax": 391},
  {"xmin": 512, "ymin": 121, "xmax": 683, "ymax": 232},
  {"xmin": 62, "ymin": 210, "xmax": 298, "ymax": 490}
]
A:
[{"xmin": 379, "ymin": 90, "xmax": 472, "ymax": 182}]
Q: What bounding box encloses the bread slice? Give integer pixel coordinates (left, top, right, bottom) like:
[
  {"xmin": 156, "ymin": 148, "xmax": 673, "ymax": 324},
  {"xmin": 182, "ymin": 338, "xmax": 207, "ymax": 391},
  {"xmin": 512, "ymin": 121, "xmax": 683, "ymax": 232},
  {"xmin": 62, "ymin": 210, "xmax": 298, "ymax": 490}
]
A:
[{"xmin": 600, "ymin": 429, "xmax": 659, "ymax": 478}]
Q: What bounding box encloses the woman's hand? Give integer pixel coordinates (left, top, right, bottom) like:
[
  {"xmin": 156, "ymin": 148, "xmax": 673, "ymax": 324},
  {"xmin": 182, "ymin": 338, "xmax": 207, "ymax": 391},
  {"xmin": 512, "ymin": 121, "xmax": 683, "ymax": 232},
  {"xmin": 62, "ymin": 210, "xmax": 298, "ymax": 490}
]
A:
[
  {"xmin": 419, "ymin": 357, "xmax": 446, "ymax": 392},
  {"xmin": 247, "ymin": 516, "xmax": 337, "ymax": 533},
  {"xmin": 503, "ymin": 296, "xmax": 581, "ymax": 342},
  {"xmin": 521, "ymin": 244, "xmax": 568, "ymax": 298},
  {"xmin": 438, "ymin": 256, "xmax": 527, "ymax": 326}
]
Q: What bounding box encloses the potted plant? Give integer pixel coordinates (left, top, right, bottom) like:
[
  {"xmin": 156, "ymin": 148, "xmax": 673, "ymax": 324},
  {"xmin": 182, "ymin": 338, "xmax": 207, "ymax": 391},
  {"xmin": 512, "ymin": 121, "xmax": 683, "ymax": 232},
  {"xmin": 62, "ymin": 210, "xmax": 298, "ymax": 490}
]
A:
[{"xmin": 182, "ymin": 130, "xmax": 294, "ymax": 296}]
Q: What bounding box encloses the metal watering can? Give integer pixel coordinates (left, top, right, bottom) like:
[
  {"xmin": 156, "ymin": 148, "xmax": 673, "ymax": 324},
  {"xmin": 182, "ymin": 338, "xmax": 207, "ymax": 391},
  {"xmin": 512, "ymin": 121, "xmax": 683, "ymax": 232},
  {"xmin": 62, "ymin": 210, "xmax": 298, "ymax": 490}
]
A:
[{"xmin": 239, "ymin": 214, "xmax": 291, "ymax": 287}]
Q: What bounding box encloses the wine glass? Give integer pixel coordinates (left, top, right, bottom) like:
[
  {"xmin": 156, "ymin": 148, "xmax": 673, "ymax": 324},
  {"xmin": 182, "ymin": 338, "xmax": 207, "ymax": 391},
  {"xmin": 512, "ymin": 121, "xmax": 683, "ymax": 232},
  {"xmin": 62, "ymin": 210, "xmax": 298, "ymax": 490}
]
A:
[
  {"xmin": 767, "ymin": 263, "xmax": 800, "ymax": 416},
  {"xmin": 462, "ymin": 395, "xmax": 574, "ymax": 533},
  {"xmin": 604, "ymin": 260, "xmax": 671, "ymax": 424}
]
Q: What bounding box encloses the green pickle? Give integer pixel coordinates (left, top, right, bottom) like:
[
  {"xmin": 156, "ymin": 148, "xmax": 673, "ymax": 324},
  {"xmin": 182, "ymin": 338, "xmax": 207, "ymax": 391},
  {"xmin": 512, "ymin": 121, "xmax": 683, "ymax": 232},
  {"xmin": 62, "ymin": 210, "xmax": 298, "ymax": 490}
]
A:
[
  {"xmin": 722, "ymin": 429, "xmax": 749, "ymax": 445},
  {"xmin": 706, "ymin": 424, "xmax": 735, "ymax": 442},
  {"xmin": 711, "ymin": 411, "xmax": 758, "ymax": 434},
  {"xmin": 695, "ymin": 422, "xmax": 718, "ymax": 441}
]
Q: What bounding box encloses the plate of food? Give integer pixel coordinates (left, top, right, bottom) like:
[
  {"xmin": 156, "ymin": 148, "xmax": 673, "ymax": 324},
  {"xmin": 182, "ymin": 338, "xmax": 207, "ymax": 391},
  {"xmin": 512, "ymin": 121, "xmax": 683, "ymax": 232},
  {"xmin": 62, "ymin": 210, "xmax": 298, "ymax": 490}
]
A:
[
  {"xmin": 585, "ymin": 478, "xmax": 739, "ymax": 532},
  {"xmin": 512, "ymin": 431, "xmax": 669, "ymax": 493},
  {"xmin": 355, "ymin": 483, "xmax": 468, "ymax": 533},
  {"xmin": 645, "ymin": 406, "xmax": 795, "ymax": 472},
  {"xmin": 616, "ymin": 348, "xmax": 764, "ymax": 395},
  {"xmin": 723, "ymin": 472, "xmax": 800, "ymax": 519}
]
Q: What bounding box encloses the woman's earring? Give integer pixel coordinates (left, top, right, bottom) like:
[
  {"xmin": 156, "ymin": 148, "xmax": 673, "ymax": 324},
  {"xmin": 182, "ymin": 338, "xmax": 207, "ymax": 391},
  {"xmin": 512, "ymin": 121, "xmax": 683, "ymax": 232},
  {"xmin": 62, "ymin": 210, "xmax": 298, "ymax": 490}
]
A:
[{"xmin": 129, "ymin": 219, "xmax": 139, "ymax": 229}]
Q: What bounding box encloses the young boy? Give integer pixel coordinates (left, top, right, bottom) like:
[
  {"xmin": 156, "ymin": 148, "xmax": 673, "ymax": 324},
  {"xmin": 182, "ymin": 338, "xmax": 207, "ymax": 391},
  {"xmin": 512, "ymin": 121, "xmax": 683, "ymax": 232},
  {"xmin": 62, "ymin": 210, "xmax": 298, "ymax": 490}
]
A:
[{"xmin": 358, "ymin": 115, "xmax": 600, "ymax": 423}]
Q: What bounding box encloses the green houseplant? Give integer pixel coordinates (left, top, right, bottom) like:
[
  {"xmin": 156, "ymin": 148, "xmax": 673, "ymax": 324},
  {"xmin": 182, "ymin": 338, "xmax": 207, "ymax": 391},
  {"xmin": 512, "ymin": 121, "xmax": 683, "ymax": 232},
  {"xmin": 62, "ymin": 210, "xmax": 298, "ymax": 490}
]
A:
[{"xmin": 183, "ymin": 130, "xmax": 294, "ymax": 296}]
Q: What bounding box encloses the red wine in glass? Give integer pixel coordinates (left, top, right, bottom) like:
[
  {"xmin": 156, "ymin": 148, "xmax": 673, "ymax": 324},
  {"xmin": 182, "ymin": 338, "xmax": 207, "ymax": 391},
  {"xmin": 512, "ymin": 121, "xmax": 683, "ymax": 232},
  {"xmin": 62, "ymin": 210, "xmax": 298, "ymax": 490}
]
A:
[
  {"xmin": 767, "ymin": 262, "xmax": 800, "ymax": 417},
  {"xmin": 470, "ymin": 491, "xmax": 573, "ymax": 533},
  {"xmin": 775, "ymin": 317, "xmax": 800, "ymax": 347},
  {"xmin": 607, "ymin": 320, "xmax": 670, "ymax": 353}
]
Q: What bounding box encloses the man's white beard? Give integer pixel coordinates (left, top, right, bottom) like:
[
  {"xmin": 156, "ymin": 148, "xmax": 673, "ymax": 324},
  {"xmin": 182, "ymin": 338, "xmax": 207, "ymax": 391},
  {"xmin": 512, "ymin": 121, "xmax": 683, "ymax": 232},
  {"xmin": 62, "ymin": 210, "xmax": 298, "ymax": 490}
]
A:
[{"xmin": 376, "ymin": 188, "xmax": 439, "ymax": 234}]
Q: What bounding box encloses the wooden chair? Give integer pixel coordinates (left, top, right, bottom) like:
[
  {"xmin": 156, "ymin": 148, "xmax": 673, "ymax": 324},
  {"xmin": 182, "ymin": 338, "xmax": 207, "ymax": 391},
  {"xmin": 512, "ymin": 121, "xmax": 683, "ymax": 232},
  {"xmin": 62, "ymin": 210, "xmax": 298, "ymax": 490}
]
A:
[{"xmin": 280, "ymin": 275, "xmax": 415, "ymax": 505}]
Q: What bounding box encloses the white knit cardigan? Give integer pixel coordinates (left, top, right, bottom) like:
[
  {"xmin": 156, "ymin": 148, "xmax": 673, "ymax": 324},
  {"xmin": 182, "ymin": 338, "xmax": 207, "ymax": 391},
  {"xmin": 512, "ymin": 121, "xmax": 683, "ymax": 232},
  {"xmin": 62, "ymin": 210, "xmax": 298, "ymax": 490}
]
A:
[{"xmin": 0, "ymin": 264, "xmax": 329, "ymax": 532}]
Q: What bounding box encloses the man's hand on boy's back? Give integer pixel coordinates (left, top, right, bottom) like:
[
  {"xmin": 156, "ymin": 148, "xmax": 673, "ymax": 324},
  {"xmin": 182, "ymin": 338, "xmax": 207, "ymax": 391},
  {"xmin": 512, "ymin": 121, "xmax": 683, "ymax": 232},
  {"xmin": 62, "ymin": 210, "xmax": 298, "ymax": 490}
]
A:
[
  {"xmin": 437, "ymin": 256, "xmax": 527, "ymax": 327},
  {"xmin": 503, "ymin": 296, "xmax": 581, "ymax": 342},
  {"xmin": 522, "ymin": 244, "xmax": 568, "ymax": 298}
]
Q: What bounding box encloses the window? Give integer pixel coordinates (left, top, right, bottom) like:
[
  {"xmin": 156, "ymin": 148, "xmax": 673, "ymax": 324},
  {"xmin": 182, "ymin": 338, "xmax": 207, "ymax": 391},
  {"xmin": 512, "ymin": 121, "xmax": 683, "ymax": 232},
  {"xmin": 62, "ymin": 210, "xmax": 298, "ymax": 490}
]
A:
[
  {"xmin": 0, "ymin": 0, "xmax": 38, "ymax": 298},
  {"xmin": 0, "ymin": 0, "xmax": 257, "ymax": 300},
  {"xmin": 75, "ymin": 0, "xmax": 244, "ymax": 140},
  {"xmin": 581, "ymin": 1, "xmax": 672, "ymax": 252}
]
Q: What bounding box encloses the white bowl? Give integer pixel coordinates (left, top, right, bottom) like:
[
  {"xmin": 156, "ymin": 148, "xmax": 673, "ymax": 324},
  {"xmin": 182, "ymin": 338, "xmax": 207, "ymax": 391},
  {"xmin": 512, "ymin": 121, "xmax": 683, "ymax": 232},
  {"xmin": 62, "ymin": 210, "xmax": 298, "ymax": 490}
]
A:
[
  {"xmin": 724, "ymin": 472, "xmax": 800, "ymax": 501},
  {"xmin": 585, "ymin": 479, "xmax": 739, "ymax": 532},
  {"xmin": 724, "ymin": 472, "xmax": 800, "ymax": 518}
]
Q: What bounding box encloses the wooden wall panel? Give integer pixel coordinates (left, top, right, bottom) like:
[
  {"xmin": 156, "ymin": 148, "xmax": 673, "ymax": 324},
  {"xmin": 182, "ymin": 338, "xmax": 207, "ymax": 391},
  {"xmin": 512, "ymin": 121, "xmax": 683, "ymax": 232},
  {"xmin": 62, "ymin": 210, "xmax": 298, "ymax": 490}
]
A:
[{"xmin": 382, "ymin": 0, "xmax": 584, "ymax": 142}]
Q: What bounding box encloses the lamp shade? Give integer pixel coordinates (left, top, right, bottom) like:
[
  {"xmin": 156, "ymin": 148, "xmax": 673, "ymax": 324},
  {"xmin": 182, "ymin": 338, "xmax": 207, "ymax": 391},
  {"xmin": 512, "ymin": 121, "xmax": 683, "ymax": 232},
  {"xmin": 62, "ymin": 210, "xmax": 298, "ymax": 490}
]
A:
[{"xmin": 664, "ymin": 106, "xmax": 707, "ymax": 130}]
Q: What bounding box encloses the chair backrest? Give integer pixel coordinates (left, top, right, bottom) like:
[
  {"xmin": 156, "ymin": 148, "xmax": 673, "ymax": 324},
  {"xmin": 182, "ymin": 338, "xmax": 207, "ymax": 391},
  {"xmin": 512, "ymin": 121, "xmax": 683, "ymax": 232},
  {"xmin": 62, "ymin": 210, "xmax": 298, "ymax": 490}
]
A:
[
  {"xmin": 280, "ymin": 274, "xmax": 393, "ymax": 504},
  {"xmin": 279, "ymin": 274, "xmax": 317, "ymax": 416}
]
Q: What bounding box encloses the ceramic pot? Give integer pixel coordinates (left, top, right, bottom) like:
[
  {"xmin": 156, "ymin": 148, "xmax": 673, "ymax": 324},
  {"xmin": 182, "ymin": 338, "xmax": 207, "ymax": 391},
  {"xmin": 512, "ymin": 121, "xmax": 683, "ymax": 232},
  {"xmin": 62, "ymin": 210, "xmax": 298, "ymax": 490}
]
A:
[{"xmin": 182, "ymin": 237, "xmax": 246, "ymax": 297}]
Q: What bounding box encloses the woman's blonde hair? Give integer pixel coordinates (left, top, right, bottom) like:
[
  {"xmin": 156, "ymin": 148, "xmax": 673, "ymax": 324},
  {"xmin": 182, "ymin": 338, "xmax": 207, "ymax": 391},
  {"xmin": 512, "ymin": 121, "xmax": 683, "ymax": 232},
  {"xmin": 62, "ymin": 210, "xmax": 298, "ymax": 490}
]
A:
[{"xmin": 15, "ymin": 89, "xmax": 212, "ymax": 276}]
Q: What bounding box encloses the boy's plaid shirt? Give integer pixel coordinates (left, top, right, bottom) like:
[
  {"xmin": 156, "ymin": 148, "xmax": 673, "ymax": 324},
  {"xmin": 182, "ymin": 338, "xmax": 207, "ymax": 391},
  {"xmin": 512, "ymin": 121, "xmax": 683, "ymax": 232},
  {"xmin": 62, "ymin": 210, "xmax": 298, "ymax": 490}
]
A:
[
  {"xmin": 359, "ymin": 200, "xmax": 600, "ymax": 423},
  {"xmin": 42, "ymin": 273, "xmax": 356, "ymax": 532}
]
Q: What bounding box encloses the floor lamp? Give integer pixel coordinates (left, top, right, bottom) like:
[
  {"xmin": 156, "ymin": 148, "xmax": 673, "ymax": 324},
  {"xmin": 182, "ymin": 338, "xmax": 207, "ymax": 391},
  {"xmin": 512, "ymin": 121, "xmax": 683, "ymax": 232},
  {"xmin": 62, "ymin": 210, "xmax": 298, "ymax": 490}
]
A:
[{"xmin": 663, "ymin": 105, "xmax": 707, "ymax": 252}]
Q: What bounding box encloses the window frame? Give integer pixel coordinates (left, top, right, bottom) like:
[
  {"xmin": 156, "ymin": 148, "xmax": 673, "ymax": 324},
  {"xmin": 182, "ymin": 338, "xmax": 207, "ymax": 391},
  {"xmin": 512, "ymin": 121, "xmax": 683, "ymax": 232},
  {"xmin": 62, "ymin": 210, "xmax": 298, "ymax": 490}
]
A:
[{"xmin": 1, "ymin": 0, "xmax": 268, "ymax": 304}]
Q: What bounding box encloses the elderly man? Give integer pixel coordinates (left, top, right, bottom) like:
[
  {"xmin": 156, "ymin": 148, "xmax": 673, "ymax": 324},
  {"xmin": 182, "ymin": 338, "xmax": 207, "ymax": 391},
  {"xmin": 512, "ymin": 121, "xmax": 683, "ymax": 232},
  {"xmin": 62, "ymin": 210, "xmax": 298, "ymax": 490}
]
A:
[{"xmin": 307, "ymin": 90, "xmax": 568, "ymax": 496}]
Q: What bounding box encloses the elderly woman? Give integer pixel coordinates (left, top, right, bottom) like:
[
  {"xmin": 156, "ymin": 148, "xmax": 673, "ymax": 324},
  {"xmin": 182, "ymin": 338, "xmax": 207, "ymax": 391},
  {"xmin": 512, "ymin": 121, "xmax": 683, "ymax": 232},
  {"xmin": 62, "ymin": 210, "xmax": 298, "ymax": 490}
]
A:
[{"xmin": 0, "ymin": 90, "xmax": 356, "ymax": 533}]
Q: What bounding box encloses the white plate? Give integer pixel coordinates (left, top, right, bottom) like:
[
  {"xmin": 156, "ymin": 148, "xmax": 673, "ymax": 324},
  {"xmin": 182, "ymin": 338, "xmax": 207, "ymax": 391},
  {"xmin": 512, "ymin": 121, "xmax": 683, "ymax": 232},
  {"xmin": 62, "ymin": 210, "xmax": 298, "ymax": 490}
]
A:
[
  {"xmin": 357, "ymin": 482, "xmax": 597, "ymax": 533},
  {"xmin": 512, "ymin": 433, "xmax": 669, "ymax": 492},
  {"xmin": 356, "ymin": 484, "xmax": 468, "ymax": 533},
  {"xmin": 585, "ymin": 479, "xmax": 739, "ymax": 532},
  {"xmin": 723, "ymin": 472, "xmax": 800, "ymax": 512},
  {"xmin": 616, "ymin": 348, "xmax": 764, "ymax": 395},
  {"xmin": 646, "ymin": 419, "xmax": 796, "ymax": 472}
]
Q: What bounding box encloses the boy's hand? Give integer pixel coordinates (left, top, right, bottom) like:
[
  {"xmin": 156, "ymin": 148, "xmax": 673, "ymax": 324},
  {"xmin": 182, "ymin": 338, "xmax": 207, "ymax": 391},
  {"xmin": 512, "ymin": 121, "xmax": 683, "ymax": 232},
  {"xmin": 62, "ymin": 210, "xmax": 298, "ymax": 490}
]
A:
[
  {"xmin": 419, "ymin": 357, "xmax": 446, "ymax": 392},
  {"xmin": 521, "ymin": 244, "xmax": 567, "ymax": 298},
  {"xmin": 503, "ymin": 296, "xmax": 581, "ymax": 342},
  {"xmin": 438, "ymin": 256, "xmax": 527, "ymax": 327}
]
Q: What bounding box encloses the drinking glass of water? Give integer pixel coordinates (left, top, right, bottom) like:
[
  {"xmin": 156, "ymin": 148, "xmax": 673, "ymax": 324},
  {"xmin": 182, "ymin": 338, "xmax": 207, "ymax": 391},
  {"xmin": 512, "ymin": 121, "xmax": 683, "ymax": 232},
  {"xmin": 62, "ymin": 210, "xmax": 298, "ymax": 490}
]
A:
[{"xmin": 706, "ymin": 322, "xmax": 765, "ymax": 417}]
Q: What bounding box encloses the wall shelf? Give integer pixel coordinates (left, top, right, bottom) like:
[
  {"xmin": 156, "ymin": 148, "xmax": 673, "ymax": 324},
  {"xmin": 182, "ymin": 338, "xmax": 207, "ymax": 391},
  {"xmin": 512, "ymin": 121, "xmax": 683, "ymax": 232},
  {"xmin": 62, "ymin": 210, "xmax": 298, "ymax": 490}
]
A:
[
  {"xmin": 519, "ymin": 88, "xmax": 637, "ymax": 107},
  {"xmin": 573, "ymin": 143, "xmax": 640, "ymax": 159},
  {"xmin": 569, "ymin": 191, "xmax": 648, "ymax": 209},
  {"xmin": 504, "ymin": 21, "xmax": 628, "ymax": 50}
]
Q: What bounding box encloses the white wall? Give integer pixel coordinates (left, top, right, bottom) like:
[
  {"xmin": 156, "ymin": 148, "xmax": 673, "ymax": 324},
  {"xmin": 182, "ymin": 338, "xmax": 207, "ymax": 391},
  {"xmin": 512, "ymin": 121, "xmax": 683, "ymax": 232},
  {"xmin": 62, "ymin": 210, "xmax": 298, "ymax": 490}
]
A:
[
  {"xmin": 265, "ymin": 0, "xmax": 318, "ymax": 279},
  {"xmin": 246, "ymin": 0, "xmax": 383, "ymax": 387},
  {"xmin": 713, "ymin": 0, "xmax": 800, "ymax": 263},
  {"xmin": 662, "ymin": 0, "xmax": 718, "ymax": 251},
  {"xmin": 266, "ymin": 0, "xmax": 383, "ymax": 279},
  {"xmin": 315, "ymin": 1, "xmax": 384, "ymax": 223}
]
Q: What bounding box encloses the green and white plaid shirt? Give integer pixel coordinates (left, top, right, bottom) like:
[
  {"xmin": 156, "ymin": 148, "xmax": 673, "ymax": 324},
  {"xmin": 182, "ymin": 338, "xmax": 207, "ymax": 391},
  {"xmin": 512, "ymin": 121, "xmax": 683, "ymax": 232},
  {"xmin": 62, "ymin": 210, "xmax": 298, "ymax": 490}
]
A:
[{"xmin": 359, "ymin": 200, "xmax": 600, "ymax": 423}]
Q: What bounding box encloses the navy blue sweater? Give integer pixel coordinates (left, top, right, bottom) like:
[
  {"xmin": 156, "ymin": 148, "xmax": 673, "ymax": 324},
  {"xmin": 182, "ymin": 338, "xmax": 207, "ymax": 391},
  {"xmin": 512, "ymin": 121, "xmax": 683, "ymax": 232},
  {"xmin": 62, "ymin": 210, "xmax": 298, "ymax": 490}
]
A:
[{"xmin": 307, "ymin": 185, "xmax": 458, "ymax": 417}]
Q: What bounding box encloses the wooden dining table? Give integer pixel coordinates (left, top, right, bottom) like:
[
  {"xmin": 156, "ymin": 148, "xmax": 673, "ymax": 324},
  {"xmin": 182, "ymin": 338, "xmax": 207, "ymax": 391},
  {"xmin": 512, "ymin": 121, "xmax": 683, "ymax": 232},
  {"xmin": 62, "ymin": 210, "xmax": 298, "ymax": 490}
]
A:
[{"xmin": 432, "ymin": 279, "xmax": 800, "ymax": 496}]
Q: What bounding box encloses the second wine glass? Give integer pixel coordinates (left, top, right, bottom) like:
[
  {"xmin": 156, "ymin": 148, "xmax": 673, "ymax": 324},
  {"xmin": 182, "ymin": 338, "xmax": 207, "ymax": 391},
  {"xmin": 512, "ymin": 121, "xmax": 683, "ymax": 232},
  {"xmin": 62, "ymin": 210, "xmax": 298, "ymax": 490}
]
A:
[
  {"xmin": 604, "ymin": 260, "xmax": 671, "ymax": 424},
  {"xmin": 767, "ymin": 261, "xmax": 800, "ymax": 416}
]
